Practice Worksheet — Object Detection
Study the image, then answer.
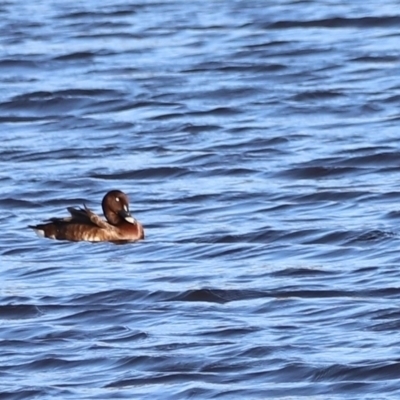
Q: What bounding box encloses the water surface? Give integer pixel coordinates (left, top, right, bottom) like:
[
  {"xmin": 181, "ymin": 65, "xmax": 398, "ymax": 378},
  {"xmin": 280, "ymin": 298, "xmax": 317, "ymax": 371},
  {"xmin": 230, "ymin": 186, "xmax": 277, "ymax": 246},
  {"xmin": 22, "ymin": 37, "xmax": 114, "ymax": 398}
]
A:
[{"xmin": 1, "ymin": 1, "xmax": 400, "ymax": 398}]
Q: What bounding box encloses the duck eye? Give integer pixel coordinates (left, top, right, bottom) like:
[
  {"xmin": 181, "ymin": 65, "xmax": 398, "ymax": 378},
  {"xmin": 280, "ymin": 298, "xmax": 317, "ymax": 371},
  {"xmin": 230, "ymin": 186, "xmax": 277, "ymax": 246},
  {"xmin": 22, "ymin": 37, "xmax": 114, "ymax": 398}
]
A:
[{"xmin": 115, "ymin": 197, "xmax": 120, "ymax": 202}]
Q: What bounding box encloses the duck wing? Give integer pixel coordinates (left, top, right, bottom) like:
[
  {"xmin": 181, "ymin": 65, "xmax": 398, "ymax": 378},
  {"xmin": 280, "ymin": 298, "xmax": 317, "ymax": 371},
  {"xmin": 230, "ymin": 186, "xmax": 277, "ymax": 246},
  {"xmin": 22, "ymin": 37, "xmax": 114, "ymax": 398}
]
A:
[
  {"xmin": 66, "ymin": 206, "xmax": 90, "ymax": 222},
  {"xmin": 43, "ymin": 205, "xmax": 112, "ymax": 230},
  {"xmin": 80, "ymin": 204, "xmax": 112, "ymax": 229},
  {"xmin": 45, "ymin": 206, "xmax": 91, "ymax": 224},
  {"xmin": 55, "ymin": 205, "xmax": 111, "ymax": 229}
]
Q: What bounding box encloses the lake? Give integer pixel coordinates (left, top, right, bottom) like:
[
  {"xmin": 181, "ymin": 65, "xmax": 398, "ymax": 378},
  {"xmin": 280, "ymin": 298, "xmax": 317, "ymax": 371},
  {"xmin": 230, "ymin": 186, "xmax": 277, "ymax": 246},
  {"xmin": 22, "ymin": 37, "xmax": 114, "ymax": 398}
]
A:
[{"xmin": 1, "ymin": 1, "xmax": 400, "ymax": 398}]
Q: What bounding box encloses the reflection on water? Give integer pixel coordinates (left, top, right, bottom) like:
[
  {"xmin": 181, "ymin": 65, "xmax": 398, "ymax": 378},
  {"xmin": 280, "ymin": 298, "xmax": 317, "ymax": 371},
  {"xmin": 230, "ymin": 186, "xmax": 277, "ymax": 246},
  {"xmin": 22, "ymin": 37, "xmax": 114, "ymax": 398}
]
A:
[{"xmin": 1, "ymin": 0, "xmax": 400, "ymax": 398}]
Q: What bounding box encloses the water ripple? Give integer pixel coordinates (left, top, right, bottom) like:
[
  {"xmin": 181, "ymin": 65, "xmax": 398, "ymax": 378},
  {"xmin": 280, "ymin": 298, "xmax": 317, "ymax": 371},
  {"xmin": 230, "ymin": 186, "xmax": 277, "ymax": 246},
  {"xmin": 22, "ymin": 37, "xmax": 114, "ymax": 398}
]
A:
[{"xmin": 2, "ymin": 0, "xmax": 400, "ymax": 398}]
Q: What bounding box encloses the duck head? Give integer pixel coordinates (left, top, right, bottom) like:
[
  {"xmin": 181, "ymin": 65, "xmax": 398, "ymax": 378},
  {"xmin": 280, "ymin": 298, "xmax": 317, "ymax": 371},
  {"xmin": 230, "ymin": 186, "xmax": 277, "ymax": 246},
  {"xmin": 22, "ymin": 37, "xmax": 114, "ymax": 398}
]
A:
[{"xmin": 102, "ymin": 190, "xmax": 136, "ymax": 225}]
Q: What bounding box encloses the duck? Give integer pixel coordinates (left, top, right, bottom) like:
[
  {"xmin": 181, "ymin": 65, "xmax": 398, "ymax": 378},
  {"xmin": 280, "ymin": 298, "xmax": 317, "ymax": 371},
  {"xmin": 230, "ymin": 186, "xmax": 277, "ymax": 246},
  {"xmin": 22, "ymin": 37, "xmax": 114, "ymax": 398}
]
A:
[{"xmin": 29, "ymin": 190, "xmax": 144, "ymax": 243}]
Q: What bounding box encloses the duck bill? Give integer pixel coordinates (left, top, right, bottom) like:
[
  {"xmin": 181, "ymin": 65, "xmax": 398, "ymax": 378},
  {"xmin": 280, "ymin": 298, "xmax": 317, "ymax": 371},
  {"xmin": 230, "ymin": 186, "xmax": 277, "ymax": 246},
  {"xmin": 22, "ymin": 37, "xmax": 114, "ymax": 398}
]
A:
[{"xmin": 119, "ymin": 209, "xmax": 136, "ymax": 224}]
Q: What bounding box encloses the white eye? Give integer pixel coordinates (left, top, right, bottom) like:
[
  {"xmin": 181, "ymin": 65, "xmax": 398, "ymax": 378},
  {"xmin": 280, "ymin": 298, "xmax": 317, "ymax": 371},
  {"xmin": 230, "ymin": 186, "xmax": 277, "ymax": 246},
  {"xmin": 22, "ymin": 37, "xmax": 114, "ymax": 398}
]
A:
[{"xmin": 115, "ymin": 197, "xmax": 120, "ymax": 202}]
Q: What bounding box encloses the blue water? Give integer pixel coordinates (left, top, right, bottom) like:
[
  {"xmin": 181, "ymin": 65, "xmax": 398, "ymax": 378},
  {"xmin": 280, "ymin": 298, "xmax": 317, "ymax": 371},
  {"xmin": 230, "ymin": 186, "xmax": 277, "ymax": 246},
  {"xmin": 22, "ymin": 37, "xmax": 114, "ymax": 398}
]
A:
[{"xmin": 2, "ymin": 1, "xmax": 400, "ymax": 398}]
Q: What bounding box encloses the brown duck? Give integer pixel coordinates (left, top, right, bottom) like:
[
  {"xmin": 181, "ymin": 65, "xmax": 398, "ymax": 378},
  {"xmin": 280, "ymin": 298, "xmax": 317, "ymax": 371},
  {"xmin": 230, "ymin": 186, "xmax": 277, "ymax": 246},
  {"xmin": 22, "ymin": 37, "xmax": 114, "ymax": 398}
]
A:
[{"xmin": 29, "ymin": 190, "xmax": 144, "ymax": 243}]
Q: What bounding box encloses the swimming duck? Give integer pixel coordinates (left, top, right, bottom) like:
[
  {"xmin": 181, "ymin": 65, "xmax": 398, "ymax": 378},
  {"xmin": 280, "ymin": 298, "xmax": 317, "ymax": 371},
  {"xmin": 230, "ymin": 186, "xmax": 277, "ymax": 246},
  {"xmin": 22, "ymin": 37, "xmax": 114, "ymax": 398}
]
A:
[{"xmin": 29, "ymin": 190, "xmax": 144, "ymax": 243}]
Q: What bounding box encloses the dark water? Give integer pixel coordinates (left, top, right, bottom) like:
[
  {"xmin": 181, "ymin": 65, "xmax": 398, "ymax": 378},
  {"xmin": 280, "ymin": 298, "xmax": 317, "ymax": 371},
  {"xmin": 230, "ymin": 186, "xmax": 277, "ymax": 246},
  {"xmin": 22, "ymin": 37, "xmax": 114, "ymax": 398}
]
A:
[{"xmin": 1, "ymin": 0, "xmax": 400, "ymax": 398}]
